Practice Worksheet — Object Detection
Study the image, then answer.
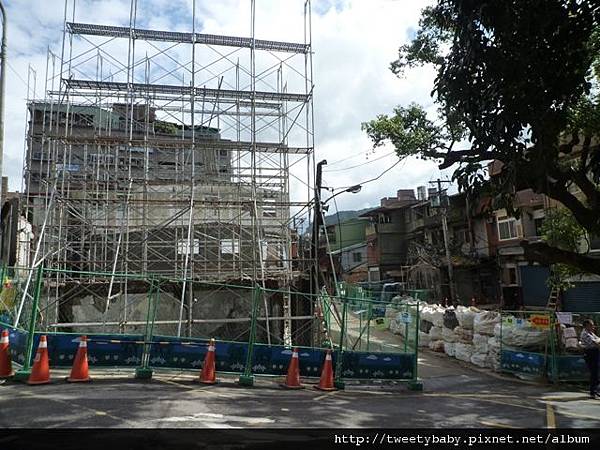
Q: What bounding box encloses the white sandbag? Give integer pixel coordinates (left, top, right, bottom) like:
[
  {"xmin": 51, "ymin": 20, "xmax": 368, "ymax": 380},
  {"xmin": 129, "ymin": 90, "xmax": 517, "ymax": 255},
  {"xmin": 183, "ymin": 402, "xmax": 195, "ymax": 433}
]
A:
[
  {"xmin": 442, "ymin": 327, "xmax": 457, "ymax": 343},
  {"xmin": 487, "ymin": 336, "xmax": 500, "ymax": 352},
  {"xmin": 419, "ymin": 332, "xmax": 430, "ymax": 347},
  {"xmin": 454, "ymin": 326, "xmax": 474, "ymax": 343},
  {"xmin": 455, "ymin": 306, "xmax": 478, "ymax": 329},
  {"xmin": 429, "ymin": 326, "xmax": 443, "ymax": 341},
  {"xmin": 431, "ymin": 306, "xmax": 445, "ymax": 328},
  {"xmin": 444, "ymin": 341, "xmax": 456, "ymax": 357},
  {"xmin": 473, "ymin": 311, "xmax": 500, "ymax": 336},
  {"xmin": 501, "ymin": 326, "xmax": 549, "ymax": 350},
  {"xmin": 429, "ymin": 339, "xmax": 445, "ymax": 352},
  {"xmin": 455, "ymin": 343, "xmax": 474, "ymax": 362},
  {"xmin": 562, "ymin": 327, "xmax": 577, "ymax": 339},
  {"xmin": 564, "ymin": 337, "xmax": 579, "ymax": 350},
  {"xmin": 472, "ymin": 333, "xmax": 489, "ymax": 354},
  {"xmin": 420, "ymin": 306, "xmax": 433, "ymax": 323},
  {"xmin": 470, "ymin": 352, "xmax": 487, "ymax": 368}
]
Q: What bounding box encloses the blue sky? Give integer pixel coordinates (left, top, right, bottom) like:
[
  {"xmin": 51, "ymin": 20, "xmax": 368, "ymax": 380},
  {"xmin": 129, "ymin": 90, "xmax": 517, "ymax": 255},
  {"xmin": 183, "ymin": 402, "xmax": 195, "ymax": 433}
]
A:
[{"xmin": 1, "ymin": 0, "xmax": 451, "ymax": 212}]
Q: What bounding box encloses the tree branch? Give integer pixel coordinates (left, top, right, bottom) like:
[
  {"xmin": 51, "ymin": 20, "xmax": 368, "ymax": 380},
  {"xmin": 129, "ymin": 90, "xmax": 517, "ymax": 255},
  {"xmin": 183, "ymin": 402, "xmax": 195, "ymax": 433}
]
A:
[
  {"xmin": 542, "ymin": 177, "xmax": 599, "ymax": 232},
  {"xmin": 438, "ymin": 149, "xmax": 503, "ymax": 170},
  {"xmin": 521, "ymin": 240, "xmax": 600, "ymax": 275}
]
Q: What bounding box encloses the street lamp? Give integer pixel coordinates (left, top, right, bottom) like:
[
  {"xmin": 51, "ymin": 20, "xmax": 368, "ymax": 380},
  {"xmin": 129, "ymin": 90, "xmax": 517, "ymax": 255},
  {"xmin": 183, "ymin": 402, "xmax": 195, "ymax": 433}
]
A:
[{"xmin": 323, "ymin": 184, "xmax": 362, "ymax": 205}]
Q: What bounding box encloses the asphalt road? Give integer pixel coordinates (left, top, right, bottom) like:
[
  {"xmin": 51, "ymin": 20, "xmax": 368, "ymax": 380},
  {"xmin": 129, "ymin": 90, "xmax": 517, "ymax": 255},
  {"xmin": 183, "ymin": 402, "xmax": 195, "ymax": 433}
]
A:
[{"xmin": 1, "ymin": 348, "xmax": 599, "ymax": 430}]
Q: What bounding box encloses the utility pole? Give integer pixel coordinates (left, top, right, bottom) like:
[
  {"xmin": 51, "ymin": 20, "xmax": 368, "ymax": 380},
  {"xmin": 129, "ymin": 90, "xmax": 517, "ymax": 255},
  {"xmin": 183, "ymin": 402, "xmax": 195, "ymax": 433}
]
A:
[
  {"xmin": 0, "ymin": 1, "xmax": 6, "ymax": 210},
  {"xmin": 430, "ymin": 179, "xmax": 456, "ymax": 302},
  {"xmin": 311, "ymin": 160, "xmax": 327, "ymax": 297}
]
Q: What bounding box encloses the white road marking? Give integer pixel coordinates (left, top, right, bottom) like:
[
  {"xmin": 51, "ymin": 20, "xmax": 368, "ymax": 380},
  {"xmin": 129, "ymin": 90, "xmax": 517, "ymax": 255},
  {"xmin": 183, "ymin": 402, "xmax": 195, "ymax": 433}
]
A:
[{"xmin": 156, "ymin": 412, "xmax": 275, "ymax": 426}]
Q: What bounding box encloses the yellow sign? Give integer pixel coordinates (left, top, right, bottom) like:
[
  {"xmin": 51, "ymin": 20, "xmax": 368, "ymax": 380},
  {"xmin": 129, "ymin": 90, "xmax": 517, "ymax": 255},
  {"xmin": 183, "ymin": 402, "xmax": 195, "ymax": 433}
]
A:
[{"xmin": 529, "ymin": 314, "xmax": 551, "ymax": 329}]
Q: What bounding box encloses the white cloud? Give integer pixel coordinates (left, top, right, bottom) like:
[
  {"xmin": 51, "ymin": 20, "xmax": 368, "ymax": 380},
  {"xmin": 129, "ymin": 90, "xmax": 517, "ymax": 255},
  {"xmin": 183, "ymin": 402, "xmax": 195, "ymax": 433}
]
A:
[{"xmin": 2, "ymin": 0, "xmax": 447, "ymax": 214}]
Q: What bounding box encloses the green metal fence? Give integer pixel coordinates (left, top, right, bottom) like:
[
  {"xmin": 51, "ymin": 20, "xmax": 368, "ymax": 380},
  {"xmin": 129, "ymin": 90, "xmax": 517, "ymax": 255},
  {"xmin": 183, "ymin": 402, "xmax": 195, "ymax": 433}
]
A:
[
  {"xmin": 0, "ymin": 266, "xmax": 421, "ymax": 388},
  {"xmin": 499, "ymin": 310, "xmax": 600, "ymax": 383}
]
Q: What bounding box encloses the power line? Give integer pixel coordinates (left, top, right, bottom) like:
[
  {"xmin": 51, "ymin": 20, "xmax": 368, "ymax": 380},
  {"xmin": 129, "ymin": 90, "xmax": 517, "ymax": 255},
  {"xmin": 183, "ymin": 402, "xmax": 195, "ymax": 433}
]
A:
[
  {"xmin": 325, "ymin": 148, "xmax": 375, "ymax": 167},
  {"xmin": 323, "ymin": 151, "xmax": 396, "ymax": 172},
  {"xmin": 7, "ymin": 62, "xmax": 28, "ymax": 88},
  {"xmin": 339, "ymin": 157, "xmax": 407, "ymax": 190}
]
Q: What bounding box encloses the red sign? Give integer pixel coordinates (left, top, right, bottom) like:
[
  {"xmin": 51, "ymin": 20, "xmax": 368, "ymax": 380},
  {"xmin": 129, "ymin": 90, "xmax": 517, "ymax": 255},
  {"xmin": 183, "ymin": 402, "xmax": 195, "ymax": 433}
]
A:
[{"xmin": 529, "ymin": 314, "xmax": 551, "ymax": 329}]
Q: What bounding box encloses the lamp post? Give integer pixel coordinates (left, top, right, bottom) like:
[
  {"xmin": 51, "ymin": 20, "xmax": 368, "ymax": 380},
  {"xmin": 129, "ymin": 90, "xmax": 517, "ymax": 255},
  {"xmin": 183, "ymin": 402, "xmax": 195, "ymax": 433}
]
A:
[
  {"xmin": 319, "ymin": 184, "xmax": 362, "ymax": 288},
  {"xmin": 323, "ymin": 184, "xmax": 362, "ymax": 277},
  {"xmin": 319, "ymin": 184, "xmax": 362, "ymax": 391}
]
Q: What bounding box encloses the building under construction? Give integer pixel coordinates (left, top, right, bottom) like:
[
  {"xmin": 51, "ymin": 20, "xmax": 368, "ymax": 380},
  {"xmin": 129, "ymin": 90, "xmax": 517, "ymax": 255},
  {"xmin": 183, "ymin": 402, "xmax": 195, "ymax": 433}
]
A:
[{"xmin": 16, "ymin": 0, "xmax": 317, "ymax": 345}]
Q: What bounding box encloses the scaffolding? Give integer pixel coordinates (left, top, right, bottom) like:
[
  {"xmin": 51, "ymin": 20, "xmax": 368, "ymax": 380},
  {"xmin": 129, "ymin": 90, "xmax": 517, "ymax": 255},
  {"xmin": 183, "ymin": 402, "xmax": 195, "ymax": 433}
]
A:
[{"xmin": 17, "ymin": 0, "xmax": 316, "ymax": 345}]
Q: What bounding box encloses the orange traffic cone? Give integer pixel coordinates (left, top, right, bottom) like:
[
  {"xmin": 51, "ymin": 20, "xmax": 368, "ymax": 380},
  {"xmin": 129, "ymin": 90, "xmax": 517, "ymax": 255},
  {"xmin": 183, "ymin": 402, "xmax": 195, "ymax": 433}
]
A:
[
  {"xmin": 28, "ymin": 335, "xmax": 50, "ymax": 385},
  {"xmin": 314, "ymin": 349, "xmax": 336, "ymax": 391},
  {"xmin": 0, "ymin": 329, "xmax": 14, "ymax": 378},
  {"xmin": 67, "ymin": 336, "xmax": 90, "ymax": 382},
  {"xmin": 281, "ymin": 347, "xmax": 304, "ymax": 389},
  {"xmin": 199, "ymin": 338, "xmax": 217, "ymax": 384}
]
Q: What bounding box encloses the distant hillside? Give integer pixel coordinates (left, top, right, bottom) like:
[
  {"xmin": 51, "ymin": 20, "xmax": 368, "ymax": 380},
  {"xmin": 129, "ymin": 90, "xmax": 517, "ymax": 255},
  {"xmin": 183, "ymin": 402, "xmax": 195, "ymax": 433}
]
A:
[{"xmin": 323, "ymin": 207, "xmax": 375, "ymax": 226}]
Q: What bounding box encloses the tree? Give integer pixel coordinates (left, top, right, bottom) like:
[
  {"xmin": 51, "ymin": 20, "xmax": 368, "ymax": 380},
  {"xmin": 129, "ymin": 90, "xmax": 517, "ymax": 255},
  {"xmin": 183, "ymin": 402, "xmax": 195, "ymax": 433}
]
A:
[
  {"xmin": 540, "ymin": 208, "xmax": 587, "ymax": 291},
  {"xmin": 363, "ymin": 0, "xmax": 600, "ymax": 274}
]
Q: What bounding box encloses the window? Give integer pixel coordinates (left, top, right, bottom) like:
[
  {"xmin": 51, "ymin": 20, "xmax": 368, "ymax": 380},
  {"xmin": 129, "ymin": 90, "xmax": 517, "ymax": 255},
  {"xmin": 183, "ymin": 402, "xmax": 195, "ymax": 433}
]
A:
[
  {"xmin": 220, "ymin": 239, "xmax": 240, "ymax": 255},
  {"xmin": 352, "ymin": 252, "xmax": 362, "ymax": 263},
  {"xmin": 177, "ymin": 239, "xmax": 200, "ymax": 255},
  {"xmin": 497, "ymin": 216, "xmax": 518, "ymax": 240},
  {"xmin": 368, "ymin": 267, "xmax": 380, "ymax": 282}
]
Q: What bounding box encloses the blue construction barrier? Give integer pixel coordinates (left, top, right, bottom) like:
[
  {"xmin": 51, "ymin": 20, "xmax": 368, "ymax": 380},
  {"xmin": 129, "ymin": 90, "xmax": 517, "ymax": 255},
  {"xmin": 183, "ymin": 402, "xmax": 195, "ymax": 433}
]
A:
[
  {"xmin": 3, "ymin": 326, "xmax": 416, "ymax": 381},
  {"xmin": 500, "ymin": 349, "xmax": 547, "ymax": 377}
]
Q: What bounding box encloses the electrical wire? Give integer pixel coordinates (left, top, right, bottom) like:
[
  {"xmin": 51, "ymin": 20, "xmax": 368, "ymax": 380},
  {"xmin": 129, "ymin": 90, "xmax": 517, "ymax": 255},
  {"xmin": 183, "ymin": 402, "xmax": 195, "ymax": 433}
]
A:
[
  {"xmin": 323, "ymin": 151, "xmax": 396, "ymax": 172},
  {"xmin": 7, "ymin": 62, "xmax": 29, "ymax": 88},
  {"xmin": 338, "ymin": 157, "xmax": 406, "ymax": 190},
  {"xmin": 325, "ymin": 147, "xmax": 384, "ymax": 167}
]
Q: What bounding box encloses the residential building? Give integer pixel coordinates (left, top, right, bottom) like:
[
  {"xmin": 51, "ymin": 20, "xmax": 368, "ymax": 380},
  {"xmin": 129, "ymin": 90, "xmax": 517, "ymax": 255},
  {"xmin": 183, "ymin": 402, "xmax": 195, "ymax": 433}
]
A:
[{"xmin": 360, "ymin": 189, "xmax": 418, "ymax": 282}]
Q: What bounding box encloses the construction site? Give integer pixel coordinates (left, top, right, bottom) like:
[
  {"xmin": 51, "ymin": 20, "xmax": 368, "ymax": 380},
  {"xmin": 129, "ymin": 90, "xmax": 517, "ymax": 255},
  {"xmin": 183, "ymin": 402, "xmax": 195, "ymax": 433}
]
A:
[{"xmin": 11, "ymin": 0, "xmax": 319, "ymax": 346}]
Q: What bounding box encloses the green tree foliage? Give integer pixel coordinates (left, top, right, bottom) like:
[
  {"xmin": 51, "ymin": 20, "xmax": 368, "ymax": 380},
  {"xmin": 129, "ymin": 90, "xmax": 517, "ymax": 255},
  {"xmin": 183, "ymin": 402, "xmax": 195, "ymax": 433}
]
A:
[
  {"xmin": 541, "ymin": 209, "xmax": 588, "ymax": 290},
  {"xmin": 363, "ymin": 0, "xmax": 600, "ymax": 274}
]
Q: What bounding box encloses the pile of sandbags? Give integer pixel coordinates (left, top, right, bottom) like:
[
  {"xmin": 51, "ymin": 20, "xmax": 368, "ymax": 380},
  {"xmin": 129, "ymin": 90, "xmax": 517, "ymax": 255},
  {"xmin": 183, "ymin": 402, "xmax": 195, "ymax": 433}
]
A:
[{"xmin": 386, "ymin": 301, "xmax": 504, "ymax": 372}]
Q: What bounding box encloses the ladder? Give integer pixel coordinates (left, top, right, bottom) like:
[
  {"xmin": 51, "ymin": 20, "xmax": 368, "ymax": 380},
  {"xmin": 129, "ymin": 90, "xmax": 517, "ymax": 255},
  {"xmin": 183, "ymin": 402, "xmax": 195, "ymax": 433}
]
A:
[{"xmin": 546, "ymin": 286, "xmax": 560, "ymax": 312}]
